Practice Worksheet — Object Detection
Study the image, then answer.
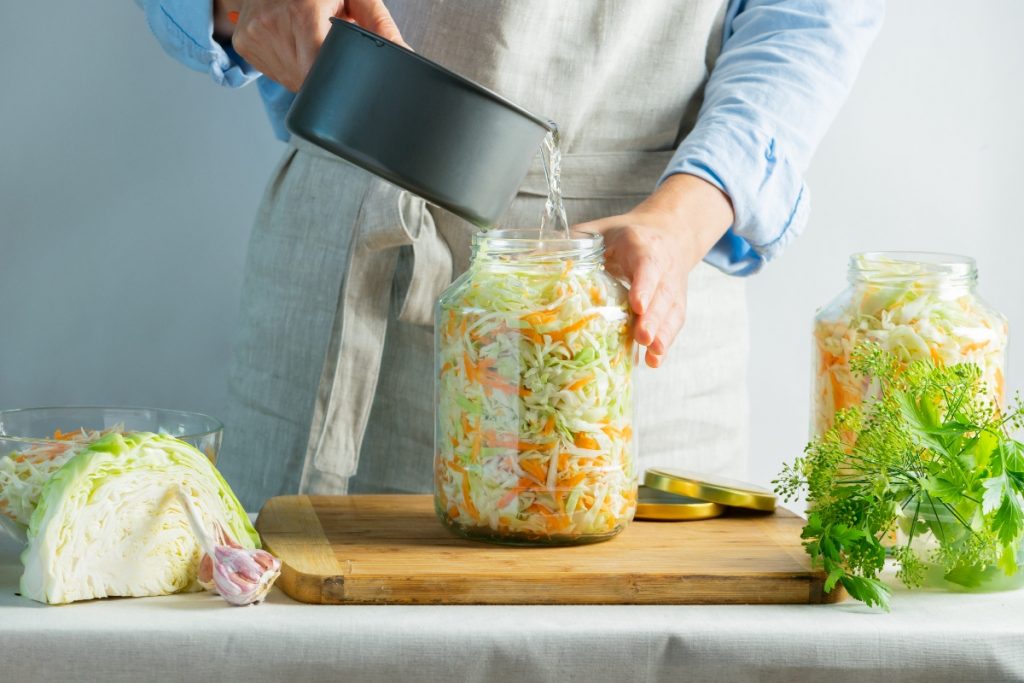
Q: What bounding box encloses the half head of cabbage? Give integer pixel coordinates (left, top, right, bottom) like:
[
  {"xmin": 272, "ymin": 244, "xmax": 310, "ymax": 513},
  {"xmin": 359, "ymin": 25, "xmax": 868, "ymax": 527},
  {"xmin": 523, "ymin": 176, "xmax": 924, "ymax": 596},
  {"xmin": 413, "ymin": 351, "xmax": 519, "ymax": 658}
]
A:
[{"xmin": 20, "ymin": 432, "xmax": 258, "ymax": 605}]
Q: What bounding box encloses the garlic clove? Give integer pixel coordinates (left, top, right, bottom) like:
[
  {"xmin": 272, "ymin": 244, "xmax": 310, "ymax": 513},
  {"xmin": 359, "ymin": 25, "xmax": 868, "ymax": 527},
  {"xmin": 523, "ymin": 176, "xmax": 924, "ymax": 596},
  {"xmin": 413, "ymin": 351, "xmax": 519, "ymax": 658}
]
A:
[
  {"xmin": 176, "ymin": 487, "xmax": 281, "ymax": 605},
  {"xmin": 211, "ymin": 544, "xmax": 282, "ymax": 606}
]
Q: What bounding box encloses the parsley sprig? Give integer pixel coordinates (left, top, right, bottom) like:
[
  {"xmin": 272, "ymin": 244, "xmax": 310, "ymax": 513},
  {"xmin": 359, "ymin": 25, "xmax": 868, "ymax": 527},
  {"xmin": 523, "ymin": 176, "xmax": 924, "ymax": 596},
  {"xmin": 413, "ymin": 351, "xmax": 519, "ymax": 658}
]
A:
[{"xmin": 775, "ymin": 343, "xmax": 1024, "ymax": 610}]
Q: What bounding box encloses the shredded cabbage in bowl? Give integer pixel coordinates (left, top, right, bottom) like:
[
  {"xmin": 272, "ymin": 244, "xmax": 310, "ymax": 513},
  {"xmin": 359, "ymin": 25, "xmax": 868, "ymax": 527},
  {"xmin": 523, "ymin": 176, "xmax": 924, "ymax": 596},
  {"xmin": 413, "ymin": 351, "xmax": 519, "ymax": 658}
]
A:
[
  {"xmin": 814, "ymin": 255, "xmax": 1008, "ymax": 434},
  {"xmin": 0, "ymin": 426, "xmax": 118, "ymax": 531},
  {"xmin": 435, "ymin": 250, "xmax": 636, "ymax": 544}
]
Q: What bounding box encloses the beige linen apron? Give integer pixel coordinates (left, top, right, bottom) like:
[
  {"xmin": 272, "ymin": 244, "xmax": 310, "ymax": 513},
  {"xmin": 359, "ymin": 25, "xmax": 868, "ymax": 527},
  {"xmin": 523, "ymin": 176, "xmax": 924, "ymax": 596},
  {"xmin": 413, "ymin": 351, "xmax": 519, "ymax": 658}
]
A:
[{"xmin": 219, "ymin": 0, "xmax": 749, "ymax": 509}]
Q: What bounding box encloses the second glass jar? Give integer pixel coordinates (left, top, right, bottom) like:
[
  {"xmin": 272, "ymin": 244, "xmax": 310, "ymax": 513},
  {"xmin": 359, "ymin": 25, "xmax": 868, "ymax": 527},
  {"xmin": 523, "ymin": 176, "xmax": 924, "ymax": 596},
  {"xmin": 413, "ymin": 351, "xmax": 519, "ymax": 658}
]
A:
[
  {"xmin": 434, "ymin": 229, "xmax": 637, "ymax": 545},
  {"xmin": 812, "ymin": 252, "xmax": 1015, "ymax": 590},
  {"xmin": 812, "ymin": 251, "xmax": 1008, "ymax": 435}
]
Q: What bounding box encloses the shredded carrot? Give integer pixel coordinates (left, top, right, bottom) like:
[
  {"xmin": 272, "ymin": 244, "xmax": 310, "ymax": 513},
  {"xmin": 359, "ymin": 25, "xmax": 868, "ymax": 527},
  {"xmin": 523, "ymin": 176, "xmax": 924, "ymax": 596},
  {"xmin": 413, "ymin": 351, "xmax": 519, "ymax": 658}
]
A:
[
  {"xmin": 520, "ymin": 459, "xmax": 548, "ymax": 483},
  {"xmin": 830, "ymin": 371, "xmax": 861, "ymax": 411},
  {"xmin": 562, "ymin": 472, "xmax": 588, "ymax": 488},
  {"xmin": 497, "ymin": 488, "xmax": 520, "ymax": 508},
  {"xmin": 541, "ymin": 416, "xmax": 555, "ymax": 436},
  {"xmin": 520, "ymin": 328, "xmax": 544, "ymax": 344},
  {"xmin": 566, "ymin": 374, "xmax": 593, "ymax": 392},
  {"xmin": 463, "ymin": 357, "xmax": 519, "ymax": 395},
  {"xmin": 521, "ymin": 308, "xmax": 559, "ymax": 327},
  {"xmin": 482, "ymin": 431, "xmax": 557, "ymax": 452},
  {"xmin": 479, "ymin": 374, "xmax": 518, "ymax": 395},
  {"xmin": 549, "ymin": 314, "xmax": 598, "ymax": 342},
  {"xmin": 526, "ymin": 502, "xmax": 562, "ymax": 532}
]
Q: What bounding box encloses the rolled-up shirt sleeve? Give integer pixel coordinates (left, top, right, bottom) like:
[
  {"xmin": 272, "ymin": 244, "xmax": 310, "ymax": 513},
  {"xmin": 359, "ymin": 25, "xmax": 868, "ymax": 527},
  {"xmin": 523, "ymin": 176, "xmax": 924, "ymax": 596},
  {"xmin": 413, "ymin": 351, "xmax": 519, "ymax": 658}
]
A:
[
  {"xmin": 136, "ymin": 1, "xmax": 295, "ymax": 139},
  {"xmin": 135, "ymin": 0, "xmax": 260, "ymax": 88},
  {"xmin": 665, "ymin": 0, "xmax": 885, "ymax": 276}
]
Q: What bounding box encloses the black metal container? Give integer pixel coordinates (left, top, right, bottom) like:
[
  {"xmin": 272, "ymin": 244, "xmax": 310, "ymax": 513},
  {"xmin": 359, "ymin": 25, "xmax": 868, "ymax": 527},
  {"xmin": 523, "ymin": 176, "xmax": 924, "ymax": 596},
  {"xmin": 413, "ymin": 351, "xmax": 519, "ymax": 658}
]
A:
[{"xmin": 287, "ymin": 18, "xmax": 553, "ymax": 227}]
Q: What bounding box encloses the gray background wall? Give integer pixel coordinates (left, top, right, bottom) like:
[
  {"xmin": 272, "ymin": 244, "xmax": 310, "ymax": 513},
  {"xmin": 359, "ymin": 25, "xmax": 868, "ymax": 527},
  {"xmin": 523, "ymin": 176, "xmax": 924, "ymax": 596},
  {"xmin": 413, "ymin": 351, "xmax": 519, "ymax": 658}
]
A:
[{"xmin": 1, "ymin": 1, "xmax": 1021, "ymax": 492}]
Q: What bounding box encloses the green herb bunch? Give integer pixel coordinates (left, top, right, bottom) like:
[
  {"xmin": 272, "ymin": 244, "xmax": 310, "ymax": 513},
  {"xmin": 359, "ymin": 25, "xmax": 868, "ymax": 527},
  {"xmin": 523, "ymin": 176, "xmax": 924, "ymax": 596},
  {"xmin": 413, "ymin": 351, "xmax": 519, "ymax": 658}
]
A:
[{"xmin": 775, "ymin": 342, "xmax": 1024, "ymax": 609}]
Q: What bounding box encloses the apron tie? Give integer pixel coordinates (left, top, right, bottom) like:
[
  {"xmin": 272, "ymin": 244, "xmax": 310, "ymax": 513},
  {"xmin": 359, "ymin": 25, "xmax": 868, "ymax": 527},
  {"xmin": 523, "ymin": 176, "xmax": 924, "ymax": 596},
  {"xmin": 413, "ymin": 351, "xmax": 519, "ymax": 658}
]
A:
[{"xmin": 299, "ymin": 136, "xmax": 452, "ymax": 480}]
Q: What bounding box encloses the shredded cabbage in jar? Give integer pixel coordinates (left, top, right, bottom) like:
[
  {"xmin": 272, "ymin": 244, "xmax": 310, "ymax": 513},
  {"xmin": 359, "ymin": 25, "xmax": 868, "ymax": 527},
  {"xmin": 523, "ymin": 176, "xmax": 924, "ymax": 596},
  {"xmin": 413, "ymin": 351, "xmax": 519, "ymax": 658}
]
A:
[
  {"xmin": 436, "ymin": 256, "xmax": 636, "ymax": 543},
  {"xmin": 814, "ymin": 261, "xmax": 1008, "ymax": 434}
]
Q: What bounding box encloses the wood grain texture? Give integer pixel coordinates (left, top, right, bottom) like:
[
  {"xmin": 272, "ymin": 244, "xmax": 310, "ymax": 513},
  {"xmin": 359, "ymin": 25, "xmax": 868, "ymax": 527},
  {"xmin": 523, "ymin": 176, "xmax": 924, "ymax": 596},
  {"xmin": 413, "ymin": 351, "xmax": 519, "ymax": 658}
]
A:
[{"xmin": 255, "ymin": 495, "xmax": 844, "ymax": 605}]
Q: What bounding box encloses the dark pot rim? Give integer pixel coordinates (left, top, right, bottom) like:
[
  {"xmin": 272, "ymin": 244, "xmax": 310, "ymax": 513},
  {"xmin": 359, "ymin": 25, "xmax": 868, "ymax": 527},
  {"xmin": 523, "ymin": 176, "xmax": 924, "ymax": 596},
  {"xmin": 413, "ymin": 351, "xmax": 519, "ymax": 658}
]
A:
[{"xmin": 327, "ymin": 17, "xmax": 555, "ymax": 132}]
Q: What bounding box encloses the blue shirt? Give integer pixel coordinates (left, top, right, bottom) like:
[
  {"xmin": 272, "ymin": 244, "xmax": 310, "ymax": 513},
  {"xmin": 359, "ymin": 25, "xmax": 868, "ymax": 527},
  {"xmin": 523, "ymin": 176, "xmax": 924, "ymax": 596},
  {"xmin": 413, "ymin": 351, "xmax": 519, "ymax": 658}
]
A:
[{"xmin": 136, "ymin": 0, "xmax": 884, "ymax": 275}]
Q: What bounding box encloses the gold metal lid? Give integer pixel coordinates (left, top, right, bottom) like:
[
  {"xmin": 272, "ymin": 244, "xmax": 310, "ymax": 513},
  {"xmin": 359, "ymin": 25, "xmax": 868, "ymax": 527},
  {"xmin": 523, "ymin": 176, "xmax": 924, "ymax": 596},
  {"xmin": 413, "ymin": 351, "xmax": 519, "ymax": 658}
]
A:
[
  {"xmin": 634, "ymin": 486, "xmax": 726, "ymax": 521},
  {"xmin": 643, "ymin": 468, "xmax": 777, "ymax": 512}
]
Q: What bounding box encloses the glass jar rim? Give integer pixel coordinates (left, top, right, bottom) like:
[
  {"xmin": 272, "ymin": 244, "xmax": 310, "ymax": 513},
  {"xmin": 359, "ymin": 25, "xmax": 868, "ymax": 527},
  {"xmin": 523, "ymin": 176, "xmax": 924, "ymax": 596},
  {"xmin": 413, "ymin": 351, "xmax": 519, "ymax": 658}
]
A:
[
  {"xmin": 848, "ymin": 251, "xmax": 977, "ymax": 285},
  {"xmin": 472, "ymin": 229, "xmax": 604, "ymax": 265}
]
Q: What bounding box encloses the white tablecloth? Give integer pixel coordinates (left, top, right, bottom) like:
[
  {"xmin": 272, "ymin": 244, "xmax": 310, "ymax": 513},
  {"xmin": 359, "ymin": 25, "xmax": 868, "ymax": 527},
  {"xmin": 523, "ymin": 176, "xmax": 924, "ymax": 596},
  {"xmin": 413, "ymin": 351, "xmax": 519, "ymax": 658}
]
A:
[{"xmin": 3, "ymin": 530, "xmax": 1022, "ymax": 682}]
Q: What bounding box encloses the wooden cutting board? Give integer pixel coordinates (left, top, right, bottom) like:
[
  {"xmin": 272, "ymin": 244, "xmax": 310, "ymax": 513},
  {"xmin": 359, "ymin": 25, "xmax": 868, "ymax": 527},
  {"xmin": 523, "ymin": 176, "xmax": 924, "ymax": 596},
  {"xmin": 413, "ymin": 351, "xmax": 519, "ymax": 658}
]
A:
[{"xmin": 255, "ymin": 495, "xmax": 842, "ymax": 605}]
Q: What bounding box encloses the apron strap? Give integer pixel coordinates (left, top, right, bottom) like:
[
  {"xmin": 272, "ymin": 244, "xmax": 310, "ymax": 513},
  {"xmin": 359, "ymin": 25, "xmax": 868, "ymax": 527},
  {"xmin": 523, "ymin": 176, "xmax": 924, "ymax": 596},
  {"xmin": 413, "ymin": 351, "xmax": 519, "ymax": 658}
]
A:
[{"xmin": 297, "ymin": 139, "xmax": 452, "ymax": 480}]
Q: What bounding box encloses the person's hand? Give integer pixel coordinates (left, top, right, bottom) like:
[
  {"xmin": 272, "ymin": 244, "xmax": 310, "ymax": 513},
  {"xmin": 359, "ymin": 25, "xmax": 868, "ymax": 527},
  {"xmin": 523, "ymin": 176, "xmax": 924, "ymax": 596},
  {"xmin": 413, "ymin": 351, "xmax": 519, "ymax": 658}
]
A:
[
  {"xmin": 213, "ymin": 0, "xmax": 408, "ymax": 92},
  {"xmin": 575, "ymin": 174, "xmax": 734, "ymax": 369}
]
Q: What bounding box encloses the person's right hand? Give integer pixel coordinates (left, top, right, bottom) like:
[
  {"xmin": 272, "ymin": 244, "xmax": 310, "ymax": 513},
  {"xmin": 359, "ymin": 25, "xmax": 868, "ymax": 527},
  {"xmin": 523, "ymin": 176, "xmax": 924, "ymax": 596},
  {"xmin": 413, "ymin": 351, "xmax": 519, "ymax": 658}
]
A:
[{"xmin": 214, "ymin": 0, "xmax": 407, "ymax": 92}]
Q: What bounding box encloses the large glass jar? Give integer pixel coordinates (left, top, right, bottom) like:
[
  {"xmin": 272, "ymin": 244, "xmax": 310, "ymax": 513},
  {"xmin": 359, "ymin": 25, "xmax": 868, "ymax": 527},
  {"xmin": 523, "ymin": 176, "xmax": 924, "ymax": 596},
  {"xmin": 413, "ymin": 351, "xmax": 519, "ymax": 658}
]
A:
[
  {"xmin": 434, "ymin": 229, "xmax": 636, "ymax": 545},
  {"xmin": 813, "ymin": 252, "xmax": 1008, "ymax": 435}
]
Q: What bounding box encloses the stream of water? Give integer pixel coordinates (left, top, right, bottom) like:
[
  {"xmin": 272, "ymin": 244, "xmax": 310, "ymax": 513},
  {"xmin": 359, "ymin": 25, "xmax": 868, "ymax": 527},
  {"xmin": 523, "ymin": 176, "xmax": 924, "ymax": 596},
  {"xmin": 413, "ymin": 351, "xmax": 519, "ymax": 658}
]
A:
[{"xmin": 538, "ymin": 127, "xmax": 570, "ymax": 239}]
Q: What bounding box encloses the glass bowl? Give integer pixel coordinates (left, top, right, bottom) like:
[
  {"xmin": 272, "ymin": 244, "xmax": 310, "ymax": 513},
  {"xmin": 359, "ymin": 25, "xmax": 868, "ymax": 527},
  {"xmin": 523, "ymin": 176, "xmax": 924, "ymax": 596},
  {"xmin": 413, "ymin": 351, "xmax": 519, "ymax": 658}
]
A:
[
  {"xmin": 0, "ymin": 406, "xmax": 223, "ymax": 462},
  {"xmin": 0, "ymin": 407, "xmax": 223, "ymax": 542}
]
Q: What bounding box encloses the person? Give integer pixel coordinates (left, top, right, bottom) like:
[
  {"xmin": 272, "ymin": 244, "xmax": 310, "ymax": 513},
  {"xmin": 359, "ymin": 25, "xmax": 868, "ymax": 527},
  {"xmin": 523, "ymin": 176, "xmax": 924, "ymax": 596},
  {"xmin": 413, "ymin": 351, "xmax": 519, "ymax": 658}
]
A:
[{"xmin": 137, "ymin": 0, "xmax": 884, "ymax": 510}]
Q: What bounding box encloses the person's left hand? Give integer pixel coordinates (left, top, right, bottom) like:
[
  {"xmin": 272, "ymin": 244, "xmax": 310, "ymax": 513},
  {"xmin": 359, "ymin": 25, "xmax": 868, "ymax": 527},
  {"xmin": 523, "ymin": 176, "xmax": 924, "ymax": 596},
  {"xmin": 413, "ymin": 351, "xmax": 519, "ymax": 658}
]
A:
[{"xmin": 575, "ymin": 173, "xmax": 734, "ymax": 368}]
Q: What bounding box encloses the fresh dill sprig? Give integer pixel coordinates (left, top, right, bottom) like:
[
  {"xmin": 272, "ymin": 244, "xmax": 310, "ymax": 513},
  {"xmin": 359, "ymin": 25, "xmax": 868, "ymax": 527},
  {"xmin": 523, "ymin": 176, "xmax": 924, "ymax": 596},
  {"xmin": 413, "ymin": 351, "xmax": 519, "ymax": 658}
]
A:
[{"xmin": 774, "ymin": 342, "xmax": 1024, "ymax": 610}]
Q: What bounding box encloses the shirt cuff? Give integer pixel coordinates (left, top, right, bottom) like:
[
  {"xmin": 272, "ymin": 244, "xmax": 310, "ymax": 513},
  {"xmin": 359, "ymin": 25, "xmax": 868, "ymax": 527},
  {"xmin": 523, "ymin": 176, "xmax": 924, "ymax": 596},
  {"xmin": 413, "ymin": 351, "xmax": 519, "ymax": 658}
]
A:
[
  {"xmin": 139, "ymin": 0, "xmax": 260, "ymax": 87},
  {"xmin": 662, "ymin": 114, "xmax": 811, "ymax": 277},
  {"xmin": 259, "ymin": 78, "xmax": 296, "ymax": 142}
]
